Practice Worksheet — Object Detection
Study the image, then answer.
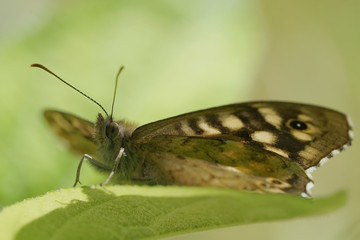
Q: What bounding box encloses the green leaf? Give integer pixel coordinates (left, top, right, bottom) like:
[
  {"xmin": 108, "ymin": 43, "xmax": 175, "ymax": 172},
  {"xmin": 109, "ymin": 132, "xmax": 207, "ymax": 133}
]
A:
[{"xmin": 0, "ymin": 186, "xmax": 346, "ymax": 240}]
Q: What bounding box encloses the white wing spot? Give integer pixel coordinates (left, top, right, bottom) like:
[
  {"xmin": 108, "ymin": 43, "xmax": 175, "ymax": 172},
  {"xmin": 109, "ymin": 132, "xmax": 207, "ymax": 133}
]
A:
[
  {"xmin": 305, "ymin": 181, "xmax": 314, "ymax": 196},
  {"xmin": 347, "ymin": 115, "xmax": 354, "ymax": 140},
  {"xmin": 318, "ymin": 156, "xmax": 330, "ymax": 167},
  {"xmin": 264, "ymin": 145, "xmax": 289, "ymax": 158},
  {"xmin": 198, "ymin": 117, "xmax": 221, "ymax": 135},
  {"xmin": 299, "ymin": 145, "xmax": 321, "ymax": 160},
  {"xmin": 181, "ymin": 121, "xmax": 195, "ymax": 135},
  {"xmin": 291, "ymin": 130, "xmax": 313, "ymax": 141},
  {"xmin": 331, "ymin": 149, "xmax": 340, "ymax": 156},
  {"xmin": 220, "ymin": 114, "xmax": 244, "ymax": 131},
  {"xmin": 297, "ymin": 114, "xmax": 313, "ymax": 122},
  {"xmin": 257, "ymin": 108, "xmax": 283, "ymax": 130},
  {"xmin": 306, "ymin": 166, "xmax": 316, "ymax": 174},
  {"xmin": 251, "ymin": 131, "xmax": 277, "ymax": 144}
]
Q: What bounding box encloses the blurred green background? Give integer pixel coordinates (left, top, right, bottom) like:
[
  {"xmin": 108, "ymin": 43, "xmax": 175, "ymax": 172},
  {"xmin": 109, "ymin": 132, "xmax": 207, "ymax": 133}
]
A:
[{"xmin": 0, "ymin": 0, "xmax": 359, "ymax": 239}]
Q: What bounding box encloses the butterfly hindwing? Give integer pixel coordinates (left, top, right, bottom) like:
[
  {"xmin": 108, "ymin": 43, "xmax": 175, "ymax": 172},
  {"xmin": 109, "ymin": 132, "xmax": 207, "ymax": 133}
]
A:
[{"xmin": 135, "ymin": 135, "xmax": 311, "ymax": 195}]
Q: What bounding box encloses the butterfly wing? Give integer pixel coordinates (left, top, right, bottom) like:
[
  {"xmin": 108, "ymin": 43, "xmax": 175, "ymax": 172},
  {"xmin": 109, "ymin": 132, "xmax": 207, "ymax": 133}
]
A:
[
  {"xmin": 134, "ymin": 135, "xmax": 312, "ymax": 196},
  {"xmin": 131, "ymin": 101, "xmax": 353, "ymax": 171},
  {"xmin": 44, "ymin": 110, "xmax": 98, "ymax": 158}
]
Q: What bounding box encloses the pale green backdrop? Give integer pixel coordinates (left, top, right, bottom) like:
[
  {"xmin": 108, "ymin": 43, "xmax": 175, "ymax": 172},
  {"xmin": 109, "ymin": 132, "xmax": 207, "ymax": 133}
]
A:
[{"xmin": 0, "ymin": 1, "xmax": 359, "ymax": 239}]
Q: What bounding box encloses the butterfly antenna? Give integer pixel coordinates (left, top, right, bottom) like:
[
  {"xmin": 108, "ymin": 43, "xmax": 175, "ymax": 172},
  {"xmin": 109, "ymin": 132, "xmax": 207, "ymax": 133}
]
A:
[
  {"xmin": 31, "ymin": 63, "xmax": 109, "ymax": 118},
  {"xmin": 110, "ymin": 66, "xmax": 124, "ymax": 119}
]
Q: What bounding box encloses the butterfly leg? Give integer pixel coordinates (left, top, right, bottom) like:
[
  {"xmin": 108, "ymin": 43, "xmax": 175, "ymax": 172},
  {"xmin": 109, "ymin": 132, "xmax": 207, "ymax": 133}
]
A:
[
  {"xmin": 73, "ymin": 154, "xmax": 99, "ymax": 187},
  {"xmin": 100, "ymin": 147, "xmax": 125, "ymax": 186}
]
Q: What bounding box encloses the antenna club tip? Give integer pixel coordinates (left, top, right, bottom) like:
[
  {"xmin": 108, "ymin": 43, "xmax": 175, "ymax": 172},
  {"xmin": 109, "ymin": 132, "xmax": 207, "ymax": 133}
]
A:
[{"xmin": 31, "ymin": 63, "xmax": 43, "ymax": 68}]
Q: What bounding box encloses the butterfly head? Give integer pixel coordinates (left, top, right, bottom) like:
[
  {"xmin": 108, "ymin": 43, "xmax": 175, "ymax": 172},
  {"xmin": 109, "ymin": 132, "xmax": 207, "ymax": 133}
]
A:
[
  {"xmin": 96, "ymin": 113, "xmax": 120, "ymax": 143},
  {"xmin": 95, "ymin": 113, "xmax": 136, "ymax": 146},
  {"xmin": 106, "ymin": 118, "xmax": 120, "ymax": 139}
]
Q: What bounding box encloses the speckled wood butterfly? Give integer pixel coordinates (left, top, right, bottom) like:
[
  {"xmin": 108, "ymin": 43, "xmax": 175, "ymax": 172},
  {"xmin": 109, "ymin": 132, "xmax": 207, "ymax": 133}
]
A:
[{"xmin": 32, "ymin": 64, "xmax": 353, "ymax": 197}]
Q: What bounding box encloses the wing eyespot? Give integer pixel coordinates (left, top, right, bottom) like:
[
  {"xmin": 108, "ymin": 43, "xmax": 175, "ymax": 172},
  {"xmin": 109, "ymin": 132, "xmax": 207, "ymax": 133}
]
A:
[{"xmin": 288, "ymin": 120, "xmax": 308, "ymax": 130}]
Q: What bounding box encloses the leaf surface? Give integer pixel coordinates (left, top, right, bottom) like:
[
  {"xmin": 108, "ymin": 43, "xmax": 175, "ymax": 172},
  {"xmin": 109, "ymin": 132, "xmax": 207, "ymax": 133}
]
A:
[{"xmin": 0, "ymin": 186, "xmax": 346, "ymax": 240}]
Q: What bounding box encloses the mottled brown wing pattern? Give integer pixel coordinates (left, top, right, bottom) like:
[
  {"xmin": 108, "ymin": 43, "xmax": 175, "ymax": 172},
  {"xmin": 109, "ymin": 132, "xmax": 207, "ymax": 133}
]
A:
[
  {"xmin": 44, "ymin": 110, "xmax": 98, "ymax": 157},
  {"xmin": 44, "ymin": 101, "xmax": 352, "ymax": 197},
  {"xmin": 137, "ymin": 135, "xmax": 312, "ymax": 196},
  {"xmin": 132, "ymin": 102, "xmax": 353, "ymax": 172},
  {"xmin": 148, "ymin": 153, "xmax": 297, "ymax": 194}
]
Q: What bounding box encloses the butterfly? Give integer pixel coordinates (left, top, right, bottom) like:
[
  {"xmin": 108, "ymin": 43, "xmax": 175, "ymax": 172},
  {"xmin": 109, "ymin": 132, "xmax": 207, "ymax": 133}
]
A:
[{"xmin": 33, "ymin": 64, "xmax": 353, "ymax": 197}]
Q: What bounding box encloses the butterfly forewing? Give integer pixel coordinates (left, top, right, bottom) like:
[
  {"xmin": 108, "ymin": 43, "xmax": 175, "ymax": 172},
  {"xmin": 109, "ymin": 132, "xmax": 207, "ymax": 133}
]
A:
[
  {"xmin": 44, "ymin": 110, "xmax": 98, "ymax": 158},
  {"xmin": 131, "ymin": 102, "xmax": 352, "ymax": 170}
]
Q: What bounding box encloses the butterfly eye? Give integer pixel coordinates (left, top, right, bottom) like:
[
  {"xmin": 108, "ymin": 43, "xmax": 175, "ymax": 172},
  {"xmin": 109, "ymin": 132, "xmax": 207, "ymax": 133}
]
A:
[
  {"xmin": 106, "ymin": 122, "xmax": 119, "ymax": 139},
  {"xmin": 289, "ymin": 120, "xmax": 308, "ymax": 130}
]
